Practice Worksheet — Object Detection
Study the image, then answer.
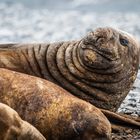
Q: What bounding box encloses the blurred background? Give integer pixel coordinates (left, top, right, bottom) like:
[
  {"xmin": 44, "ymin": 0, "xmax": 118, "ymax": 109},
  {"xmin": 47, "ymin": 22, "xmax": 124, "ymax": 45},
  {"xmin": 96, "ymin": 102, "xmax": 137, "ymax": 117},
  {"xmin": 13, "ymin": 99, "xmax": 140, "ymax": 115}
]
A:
[{"xmin": 0, "ymin": 0, "xmax": 139, "ymax": 115}]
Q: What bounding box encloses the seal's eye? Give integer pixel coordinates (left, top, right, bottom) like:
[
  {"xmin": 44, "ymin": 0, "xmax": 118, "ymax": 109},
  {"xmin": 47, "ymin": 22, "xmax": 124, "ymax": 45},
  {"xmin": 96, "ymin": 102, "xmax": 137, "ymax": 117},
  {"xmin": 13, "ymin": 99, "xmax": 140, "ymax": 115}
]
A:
[{"xmin": 120, "ymin": 38, "xmax": 129, "ymax": 46}]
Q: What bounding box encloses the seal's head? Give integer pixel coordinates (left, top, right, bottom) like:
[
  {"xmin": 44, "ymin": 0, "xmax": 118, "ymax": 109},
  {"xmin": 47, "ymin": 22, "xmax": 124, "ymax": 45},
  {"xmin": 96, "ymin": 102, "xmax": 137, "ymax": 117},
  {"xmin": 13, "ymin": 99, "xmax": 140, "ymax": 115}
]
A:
[
  {"xmin": 78, "ymin": 27, "xmax": 140, "ymax": 111},
  {"xmin": 80, "ymin": 27, "xmax": 139, "ymax": 74}
]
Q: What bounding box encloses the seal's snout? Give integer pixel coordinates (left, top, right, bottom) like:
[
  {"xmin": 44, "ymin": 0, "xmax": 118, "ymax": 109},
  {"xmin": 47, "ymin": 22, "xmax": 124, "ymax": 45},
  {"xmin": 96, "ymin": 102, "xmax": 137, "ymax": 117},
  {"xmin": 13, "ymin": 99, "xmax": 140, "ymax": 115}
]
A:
[
  {"xmin": 83, "ymin": 27, "xmax": 110, "ymax": 45},
  {"xmin": 93, "ymin": 27, "xmax": 116, "ymax": 41},
  {"xmin": 94, "ymin": 27, "xmax": 120, "ymax": 60},
  {"xmin": 83, "ymin": 27, "xmax": 120, "ymax": 61}
]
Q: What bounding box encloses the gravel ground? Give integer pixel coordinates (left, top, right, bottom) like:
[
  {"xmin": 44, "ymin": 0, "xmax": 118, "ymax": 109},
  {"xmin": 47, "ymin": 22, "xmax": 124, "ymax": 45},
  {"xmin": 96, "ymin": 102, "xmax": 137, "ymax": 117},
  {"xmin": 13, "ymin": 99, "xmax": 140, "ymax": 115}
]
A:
[{"xmin": 112, "ymin": 129, "xmax": 140, "ymax": 140}]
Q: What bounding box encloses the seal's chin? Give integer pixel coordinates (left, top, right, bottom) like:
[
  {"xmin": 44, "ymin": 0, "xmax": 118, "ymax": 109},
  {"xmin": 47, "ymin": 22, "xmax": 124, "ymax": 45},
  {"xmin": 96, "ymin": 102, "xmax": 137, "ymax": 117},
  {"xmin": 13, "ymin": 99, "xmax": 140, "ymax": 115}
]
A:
[{"xmin": 79, "ymin": 48, "xmax": 123, "ymax": 73}]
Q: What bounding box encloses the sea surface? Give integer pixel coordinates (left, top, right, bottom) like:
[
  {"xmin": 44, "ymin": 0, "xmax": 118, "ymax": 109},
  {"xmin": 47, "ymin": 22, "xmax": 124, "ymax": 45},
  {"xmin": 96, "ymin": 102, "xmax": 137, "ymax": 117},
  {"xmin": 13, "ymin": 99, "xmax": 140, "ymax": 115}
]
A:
[{"xmin": 0, "ymin": 0, "xmax": 140, "ymax": 116}]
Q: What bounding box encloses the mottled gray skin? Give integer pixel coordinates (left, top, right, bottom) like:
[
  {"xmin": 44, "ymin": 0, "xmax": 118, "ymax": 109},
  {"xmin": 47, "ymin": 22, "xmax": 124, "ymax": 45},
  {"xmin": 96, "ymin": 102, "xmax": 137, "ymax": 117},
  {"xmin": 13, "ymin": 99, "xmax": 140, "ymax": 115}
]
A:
[
  {"xmin": 0, "ymin": 27, "xmax": 139, "ymax": 112},
  {"xmin": 0, "ymin": 103, "xmax": 46, "ymax": 140}
]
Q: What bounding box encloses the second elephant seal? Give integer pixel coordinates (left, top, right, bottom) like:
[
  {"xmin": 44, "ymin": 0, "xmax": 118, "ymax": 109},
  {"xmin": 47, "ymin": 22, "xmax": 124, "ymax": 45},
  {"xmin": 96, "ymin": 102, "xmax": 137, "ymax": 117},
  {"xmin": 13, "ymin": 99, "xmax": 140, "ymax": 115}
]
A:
[{"xmin": 0, "ymin": 27, "xmax": 139, "ymax": 111}]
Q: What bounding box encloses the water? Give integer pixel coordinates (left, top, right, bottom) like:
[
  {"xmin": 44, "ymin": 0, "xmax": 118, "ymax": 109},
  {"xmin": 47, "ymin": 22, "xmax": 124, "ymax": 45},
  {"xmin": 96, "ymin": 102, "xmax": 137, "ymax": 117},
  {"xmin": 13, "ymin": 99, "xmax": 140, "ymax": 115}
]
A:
[{"xmin": 0, "ymin": 0, "xmax": 140, "ymax": 116}]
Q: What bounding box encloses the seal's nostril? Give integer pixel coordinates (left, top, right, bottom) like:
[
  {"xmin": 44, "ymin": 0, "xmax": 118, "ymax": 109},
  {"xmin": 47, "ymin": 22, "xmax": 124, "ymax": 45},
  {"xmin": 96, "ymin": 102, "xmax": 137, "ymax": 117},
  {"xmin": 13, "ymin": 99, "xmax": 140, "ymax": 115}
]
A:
[{"xmin": 96, "ymin": 36, "xmax": 102, "ymax": 42}]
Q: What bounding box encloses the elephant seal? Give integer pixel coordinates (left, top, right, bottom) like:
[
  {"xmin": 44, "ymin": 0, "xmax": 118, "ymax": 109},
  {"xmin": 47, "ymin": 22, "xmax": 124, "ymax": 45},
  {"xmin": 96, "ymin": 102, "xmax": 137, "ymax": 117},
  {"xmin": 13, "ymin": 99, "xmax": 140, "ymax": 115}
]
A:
[
  {"xmin": 0, "ymin": 68, "xmax": 111, "ymax": 140},
  {"xmin": 0, "ymin": 103, "xmax": 46, "ymax": 140},
  {"xmin": 0, "ymin": 27, "xmax": 139, "ymax": 112}
]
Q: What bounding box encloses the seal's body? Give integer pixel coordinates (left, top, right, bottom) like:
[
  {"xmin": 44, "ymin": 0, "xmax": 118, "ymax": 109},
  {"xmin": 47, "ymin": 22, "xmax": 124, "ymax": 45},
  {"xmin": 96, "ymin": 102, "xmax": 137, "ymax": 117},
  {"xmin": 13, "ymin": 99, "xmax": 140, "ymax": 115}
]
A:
[
  {"xmin": 0, "ymin": 103, "xmax": 46, "ymax": 140},
  {"xmin": 0, "ymin": 68, "xmax": 111, "ymax": 140},
  {"xmin": 0, "ymin": 27, "xmax": 139, "ymax": 111}
]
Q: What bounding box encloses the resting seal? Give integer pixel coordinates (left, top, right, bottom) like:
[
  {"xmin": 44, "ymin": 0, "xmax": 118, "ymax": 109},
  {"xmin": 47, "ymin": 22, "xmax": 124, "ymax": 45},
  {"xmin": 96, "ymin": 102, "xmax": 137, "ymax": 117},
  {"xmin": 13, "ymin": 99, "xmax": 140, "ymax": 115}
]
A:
[
  {"xmin": 0, "ymin": 103, "xmax": 46, "ymax": 140},
  {"xmin": 0, "ymin": 27, "xmax": 139, "ymax": 111},
  {"xmin": 0, "ymin": 68, "xmax": 111, "ymax": 140}
]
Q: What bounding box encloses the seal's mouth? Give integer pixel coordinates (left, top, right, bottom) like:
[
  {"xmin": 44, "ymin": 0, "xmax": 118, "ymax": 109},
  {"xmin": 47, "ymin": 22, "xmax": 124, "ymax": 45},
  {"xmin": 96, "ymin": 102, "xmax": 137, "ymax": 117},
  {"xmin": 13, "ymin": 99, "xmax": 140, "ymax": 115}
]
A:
[{"xmin": 79, "ymin": 47, "xmax": 122, "ymax": 72}]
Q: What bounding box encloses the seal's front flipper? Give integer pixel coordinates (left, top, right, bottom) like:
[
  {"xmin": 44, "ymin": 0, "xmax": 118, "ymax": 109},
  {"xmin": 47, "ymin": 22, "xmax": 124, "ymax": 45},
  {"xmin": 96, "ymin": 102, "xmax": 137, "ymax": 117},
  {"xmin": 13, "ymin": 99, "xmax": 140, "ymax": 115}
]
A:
[
  {"xmin": 101, "ymin": 109, "xmax": 140, "ymax": 129},
  {"xmin": 101, "ymin": 109, "xmax": 140, "ymax": 138}
]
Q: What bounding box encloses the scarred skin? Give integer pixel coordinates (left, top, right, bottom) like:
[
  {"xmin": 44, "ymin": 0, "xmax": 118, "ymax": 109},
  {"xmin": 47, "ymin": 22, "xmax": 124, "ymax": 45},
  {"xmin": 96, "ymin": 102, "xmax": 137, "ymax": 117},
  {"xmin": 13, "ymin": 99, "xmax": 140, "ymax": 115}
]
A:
[
  {"xmin": 0, "ymin": 103, "xmax": 46, "ymax": 140},
  {"xmin": 0, "ymin": 68, "xmax": 111, "ymax": 140},
  {"xmin": 0, "ymin": 27, "xmax": 139, "ymax": 111}
]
